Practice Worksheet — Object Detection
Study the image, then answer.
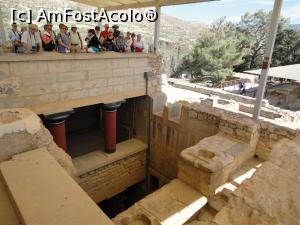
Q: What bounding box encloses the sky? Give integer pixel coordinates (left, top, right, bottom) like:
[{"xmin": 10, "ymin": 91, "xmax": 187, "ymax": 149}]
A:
[{"xmin": 162, "ymin": 0, "xmax": 300, "ymax": 24}]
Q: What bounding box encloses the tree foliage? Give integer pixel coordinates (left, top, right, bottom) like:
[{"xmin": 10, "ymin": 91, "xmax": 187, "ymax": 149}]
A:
[
  {"xmin": 173, "ymin": 10, "xmax": 300, "ymax": 82},
  {"xmin": 174, "ymin": 18, "xmax": 248, "ymax": 84}
]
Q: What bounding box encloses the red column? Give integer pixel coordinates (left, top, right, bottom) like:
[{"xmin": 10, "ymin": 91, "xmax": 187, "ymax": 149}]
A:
[
  {"xmin": 103, "ymin": 109, "xmax": 117, "ymax": 153},
  {"xmin": 44, "ymin": 110, "xmax": 74, "ymax": 152},
  {"xmin": 47, "ymin": 121, "xmax": 67, "ymax": 151},
  {"xmin": 103, "ymin": 101, "xmax": 124, "ymax": 154}
]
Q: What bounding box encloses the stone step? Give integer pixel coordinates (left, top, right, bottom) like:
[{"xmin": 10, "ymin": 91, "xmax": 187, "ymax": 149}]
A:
[
  {"xmin": 0, "ymin": 148, "xmax": 114, "ymax": 225},
  {"xmin": 228, "ymin": 157, "xmax": 263, "ymax": 185},
  {"xmin": 113, "ymin": 179, "xmax": 208, "ymax": 225}
]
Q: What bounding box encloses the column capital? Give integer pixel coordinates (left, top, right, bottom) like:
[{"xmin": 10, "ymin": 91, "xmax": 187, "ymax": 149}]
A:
[{"xmin": 103, "ymin": 101, "xmax": 125, "ymax": 112}]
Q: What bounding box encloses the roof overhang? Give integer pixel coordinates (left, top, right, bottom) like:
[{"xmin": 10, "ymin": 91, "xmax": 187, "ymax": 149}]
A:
[{"xmin": 72, "ymin": 0, "xmax": 217, "ymax": 11}]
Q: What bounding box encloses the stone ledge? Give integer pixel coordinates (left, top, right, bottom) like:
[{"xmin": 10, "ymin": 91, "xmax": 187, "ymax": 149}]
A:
[
  {"xmin": 73, "ymin": 138, "xmax": 147, "ymax": 176},
  {"xmin": 0, "ymin": 148, "xmax": 114, "ymax": 225},
  {"xmin": 0, "ymin": 52, "xmax": 152, "ymax": 62}
]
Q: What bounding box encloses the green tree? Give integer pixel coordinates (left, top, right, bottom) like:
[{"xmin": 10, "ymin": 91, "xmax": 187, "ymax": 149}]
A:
[
  {"xmin": 235, "ymin": 10, "xmax": 288, "ymax": 71},
  {"xmin": 173, "ymin": 18, "xmax": 248, "ymax": 84},
  {"xmin": 272, "ymin": 28, "xmax": 300, "ymax": 66}
]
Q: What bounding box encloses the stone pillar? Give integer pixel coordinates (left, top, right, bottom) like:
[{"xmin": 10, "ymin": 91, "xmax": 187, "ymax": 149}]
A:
[
  {"xmin": 44, "ymin": 110, "xmax": 74, "ymax": 152},
  {"xmin": 103, "ymin": 101, "xmax": 123, "ymax": 153}
]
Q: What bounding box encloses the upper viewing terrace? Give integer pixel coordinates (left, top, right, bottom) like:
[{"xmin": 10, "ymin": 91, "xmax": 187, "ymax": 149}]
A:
[{"xmin": 0, "ymin": 52, "xmax": 161, "ymax": 114}]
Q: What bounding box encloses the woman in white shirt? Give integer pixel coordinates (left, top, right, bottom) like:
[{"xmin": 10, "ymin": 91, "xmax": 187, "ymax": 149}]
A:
[
  {"xmin": 21, "ymin": 24, "xmax": 42, "ymax": 53},
  {"xmin": 124, "ymin": 32, "xmax": 132, "ymax": 53},
  {"xmin": 134, "ymin": 34, "xmax": 144, "ymax": 53}
]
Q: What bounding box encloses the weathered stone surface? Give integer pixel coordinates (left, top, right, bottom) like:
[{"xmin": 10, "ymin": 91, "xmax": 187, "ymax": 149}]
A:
[
  {"xmin": 178, "ymin": 133, "xmax": 255, "ymax": 196},
  {"xmin": 113, "ymin": 179, "xmax": 207, "ymax": 225},
  {"xmin": 0, "ymin": 149, "xmax": 114, "ymax": 225},
  {"xmin": 77, "ymin": 139, "xmax": 147, "ymax": 203},
  {"xmin": 212, "ymin": 139, "xmax": 300, "ymax": 225},
  {"xmin": 0, "ymin": 108, "xmax": 77, "ymax": 178}
]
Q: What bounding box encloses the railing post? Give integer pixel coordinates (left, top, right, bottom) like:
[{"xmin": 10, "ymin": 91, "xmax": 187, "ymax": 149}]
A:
[
  {"xmin": 154, "ymin": 6, "xmax": 161, "ymax": 53},
  {"xmin": 253, "ymin": 0, "xmax": 283, "ymax": 120}
]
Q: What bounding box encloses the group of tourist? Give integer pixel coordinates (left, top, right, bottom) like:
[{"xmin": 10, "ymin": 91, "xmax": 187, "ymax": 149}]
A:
[{"xmin": 8, "ymin": 22, "xmax": 145, "ymax": 54}]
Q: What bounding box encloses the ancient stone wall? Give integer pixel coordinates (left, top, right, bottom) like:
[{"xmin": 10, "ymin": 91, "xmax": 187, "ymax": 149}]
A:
[
  {"xmin": 0, "ymin": 53, "xmax": 161, "ymax": 114},
  {"xmin": 150, "ymin": 93, "xmax": 300, "ymax": 180},
  {"xmin": 78, "ymin": 151, "xmax": 146, "ymax": 203}
]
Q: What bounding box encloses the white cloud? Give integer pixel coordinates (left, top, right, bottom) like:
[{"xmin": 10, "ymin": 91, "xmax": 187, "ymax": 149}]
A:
[{"xmin": 282, "ymin": 2, "xmax": 300, "ymax": 24}]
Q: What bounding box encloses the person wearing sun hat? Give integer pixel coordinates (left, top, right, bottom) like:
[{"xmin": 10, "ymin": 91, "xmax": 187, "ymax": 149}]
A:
[
  {"xmin": 68, "ymin": 24, "xmax": 83, "ymax": 53},
  {"xmin": 112, "ymin": 24, "xmax": 120, "ymax": 38},
  {"xmin": 21, "ymin": 24, "xmax": 43, "ymax": 53}
]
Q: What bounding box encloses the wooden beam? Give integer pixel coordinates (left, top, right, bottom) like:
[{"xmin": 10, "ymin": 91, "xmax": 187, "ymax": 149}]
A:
[{"xmin": 73, "ymin": 0, "xmax": 217, "ymax": 11}]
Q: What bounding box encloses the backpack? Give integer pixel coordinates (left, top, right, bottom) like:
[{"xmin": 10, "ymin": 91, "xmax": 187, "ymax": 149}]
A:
[{"xmin": 68, "ymin": 32, "xmax": 82, "ymax": 42}]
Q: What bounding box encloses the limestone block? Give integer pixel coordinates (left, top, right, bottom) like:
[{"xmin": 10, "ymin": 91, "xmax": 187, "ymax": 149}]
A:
[
  {"xmin": 108, "ymin": 77, "xmax": 129, "ymax": 86},
  {"xmin": 113, "ymin": 68, "xmax": 134, "ymax": 77},
  {"xmin": 88, "ymin": 86, "xmax": 113, "ymax": 97},
  {"xmin": 51, "ymin": 81, "xmax": 82, "ymax": 93},
  {"xmin": 87, "ymin": 69, "xmax": 112, "ymax": 79},
  {"xmin": 21, "ymin": 73, "xmax": 57, "ymax": 85},
  {"xmin": 83, "ymin": 79, "xmax": 107, "ymax": 89},
  {"xmin": 129, "ymin": 58, "xmax": 150, "ymax": 68},
  {"xmin": 58, "ymin": 71, "xmax": 86, "ymax": 82},
  {"xmin": 110, "ymin": 58, "xmax": 129, "ymax": 68},
  {"xmin": 19, "ymin": 84, "xmax": 53, "ymax": 96},
  {"xmin": 10, "ymin": 61, "xmax": 48, "ymax": 76},
  {"xmin": 60, "ymin": 90, "xmax": 89, "ymax": 101},
  {"xmin": 48, "ymin": 61, "xmax": 77, "ymax": 73},
  {"xmin": 133, "ymin": 67, "xmax": 152, "ymax": 75},
  {"xmin": 0, "ymin": 149, "xmax": 114, "ymax": 225},
  {"xmin": 0, "ymin": 108, "xmax": 77, "ymax": 178},
  {"xmin": 178, "ymin": 133, "xmax": 253, "ymax": 196},
  {"xmin": 113, "ymin": 179, "xmax": 207, "ymax": 225}
]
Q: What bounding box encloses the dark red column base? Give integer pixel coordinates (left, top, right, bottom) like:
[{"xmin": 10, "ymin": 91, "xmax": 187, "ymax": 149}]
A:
[{"xmin": 48, "ymin": 121, "xmax": 67, "ymax": 152}]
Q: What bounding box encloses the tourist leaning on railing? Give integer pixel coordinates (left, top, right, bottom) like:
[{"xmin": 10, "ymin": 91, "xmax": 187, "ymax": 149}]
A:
[
  {"xmin": 21, "ymin": 24, "xmax": 43, "ymax": 54},
  {"xmin": 115, "ymin": 32, "xmax": 125, "ymax": 52},
  {"xmin": 8, "ymin": 22, "xmax": 23, "ymax": 53},
  {"xmin": 41, "ymin": 24, "xmax": 56, "ymax": 52},
  {"xmin": 68, "ymin": 24, "xmax": 83, "ymax": 53},
  {"xmin": 134, "ymin": 34, "xmax": 144, "ymax": 53},
  {"xmin": 56, "ymin": 23, "xmax": 71, "ymax": 53},
  {"xmin": 125, "ymin": 32, "xmax": 132, "ymax": 53},
  {"xmin": 86, "ymin": 29, "xmax": 100, "ymax": 53}
]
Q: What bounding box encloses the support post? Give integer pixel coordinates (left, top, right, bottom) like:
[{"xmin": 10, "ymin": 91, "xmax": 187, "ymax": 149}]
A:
[
  {"xmin": 0, "ymin": 7, "xmax": 6, "ymax": 44},
  {"xmin": 98, "ymin": 7, "xmax": 103, "ymax": 31},
  {"xmin": 103, "ymin": 101, "xmax": 124, "ymax": 153},
  {"xmin": 44, "ymin": 110, "xmax": 74, "ymax": 152},
  {"xmin": 154, "ymin": 6, "xmax": 161, "ymax": 53},
  {"xmin": 253, "ymin": 0, "xmax": 283, "ymax": 120}
]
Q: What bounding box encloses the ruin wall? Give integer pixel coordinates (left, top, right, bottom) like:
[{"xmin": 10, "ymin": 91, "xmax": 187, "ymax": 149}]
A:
[{"xmin": 150, "ymin": 94, "xmax": 300, "ymax": 180}]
